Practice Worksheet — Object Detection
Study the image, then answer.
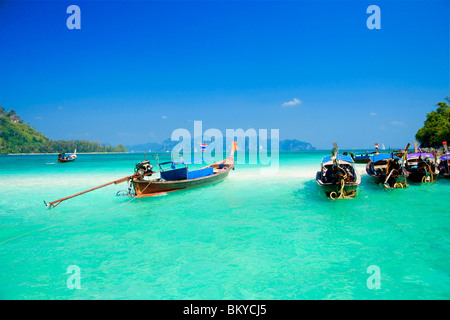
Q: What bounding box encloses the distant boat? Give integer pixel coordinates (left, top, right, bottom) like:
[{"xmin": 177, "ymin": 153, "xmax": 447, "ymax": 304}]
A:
[
  {"xmin": 57, "ymin": 150, "xmax": 77, "ymax": 163},
  {"xmin": 366, "ymin": 154, "xmax": 408, "ymax": 188},
  {"xmin": 405, "ymin": 152, "xmax": 438, "ymax": 183},
  {"xmin": 392, "ymin": 149, "xmax": 407, "ymax": 158},
  {"xmin": 316, "ymin": 143, "xmax": 361, "ymax": 199},
  {"xmin": 350, "ymin": 143, "xmax": 380, "ymax": 164}
]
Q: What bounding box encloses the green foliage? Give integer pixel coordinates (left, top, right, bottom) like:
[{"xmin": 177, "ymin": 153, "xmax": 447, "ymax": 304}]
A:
[
  {"xmin": 0, "ymin": 114, "xmax": 127, "ymax": 154},
  {"xmin": 416, "ymin": 97, "xmax": 450, "ymax": 147}
]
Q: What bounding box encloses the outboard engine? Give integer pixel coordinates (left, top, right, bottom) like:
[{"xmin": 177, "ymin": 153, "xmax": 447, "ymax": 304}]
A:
[{"xmin": 135, "ymin": 160, "xmax": 153, "ymax": 178}]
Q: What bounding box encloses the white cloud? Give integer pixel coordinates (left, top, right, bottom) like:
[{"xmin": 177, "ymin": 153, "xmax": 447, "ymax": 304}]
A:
[
  {"xmin": 391, "ymin": 120, "xmax": 405, "ymax": 126},
  {"xmin": 282, "ymin": 98, "xmax": 301, "ymax": 107},
  {"xmin": 369, "ymin": 112, "xmax": 377, "ymax": 116},
  {"xmin": 162, "ymin": 115, "xmax": 167, "ymax": 119},
  {"xmin": 34, "ymin": 116, "xmax": 43, "ymax": 120}
]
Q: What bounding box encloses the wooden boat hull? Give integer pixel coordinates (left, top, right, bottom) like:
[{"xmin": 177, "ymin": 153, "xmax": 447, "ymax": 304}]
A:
[
  {"xmin": 439, "ymin": 163, "xmax": 450, "ymax": 178},
  {"xmin": 439, "ymin": 172, "xmax": 450, "ymax": 179},
  {"xmin": 406, "ymin": 170, "xmax": 436, "ymax": 183},
  {"xmin": 367, "ymin": 173, "xmax": 407, "ymax": 188},
  {"xmin": 365, "ymin": 161, "xmax": 408, "ymax": 188},
  {"xmin": 353, "ymin": 156, "xmax": 371, "ymax": 164},
  {"xmin": 132, "ymin": 166, "xmax": 232, "ymax": 197},
  {"xmin": 57, "ymin": 157, "xmax": 76, "ymax": 163},
  {"xmin": 405, "ymin": 153, "xmax": 438, "ymax": 183},
  {"xmin": 316, "ymin": 153, "xmax": 361, "ymax": 199}
]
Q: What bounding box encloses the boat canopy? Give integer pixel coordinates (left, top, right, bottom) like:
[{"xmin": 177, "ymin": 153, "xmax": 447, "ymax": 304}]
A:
[
  {"xmin": 160, "ymin": 166, "xmax": 214, "ymax": 181},
  {"xmin": 406, "ymin": 153, "xmax": 435, "ymax": 159},
  {"xmin": 321, "ymin": 155, "xmax": 354, "ymax": 164},
  {"xmin": 440, "ymin": 154, "xmax": 450, "ymax": 161},
  {"xmin": 355, "ymin": 151, "xmax": 377, "ymax": 156},
  {"xmin": 370, "ymin": 154, "xmax": 399, "ymax": 162}
]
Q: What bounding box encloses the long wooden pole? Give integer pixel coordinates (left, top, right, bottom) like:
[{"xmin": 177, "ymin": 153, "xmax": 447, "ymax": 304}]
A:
[{"xmin": 45, "ymin": 173, "xmax": 141, "ymax": 209}]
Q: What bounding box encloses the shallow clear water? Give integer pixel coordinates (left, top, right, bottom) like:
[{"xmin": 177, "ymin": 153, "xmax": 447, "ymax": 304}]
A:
[{"xmin": 0, "ymin": 152, "xmax": 449, "ymax": 299}]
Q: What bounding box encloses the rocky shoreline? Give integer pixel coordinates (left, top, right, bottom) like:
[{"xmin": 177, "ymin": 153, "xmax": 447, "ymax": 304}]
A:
[{"xmin": 420, "ymin": 147, "xmax": 448, "ymax": 156}]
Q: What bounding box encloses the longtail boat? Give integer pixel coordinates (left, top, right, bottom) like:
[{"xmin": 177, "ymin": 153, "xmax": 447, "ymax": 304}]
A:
[
  {"xmin": 350, "ymin": 143, "xmax": 380, "ymax": 164},
  {"xmin": 58, "ymin": 150, "xmax": 77, "ymax": 163},
  {"xmin": 45, "ymin": 142, "xmax": 237, "ymax": 209},
  {"xmin": 438, "ymin": 141, "xmax": 449, "ymax": 179},
  {"xmin": 366, "ymin": 143, "xmax": 409, "ymax": 189},
  {"xmin": 405, "ymin": 152, "xmax": 438, "ymax": 183},
  {"xmin": 131, "ymin": 142, "xmax": 237, "ymax": 197},
  {"xmin": 366, "ymin": 154, "xmax": 408, "ymax": 188},
  {"xmin": 316, "ymin": 143, "xmax": 361, "ymax": 199}
]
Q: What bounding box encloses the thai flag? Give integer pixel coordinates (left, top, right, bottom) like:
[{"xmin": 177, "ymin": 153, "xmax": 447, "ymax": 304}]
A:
[{"xmin": 200, "ymin": 143, "xmax": 208, "ymax": 152}]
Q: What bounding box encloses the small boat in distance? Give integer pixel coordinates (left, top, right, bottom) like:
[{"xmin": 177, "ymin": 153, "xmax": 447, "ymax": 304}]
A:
[
  {"xmin": 316, "ymin": 143, "xmax": 361, "ymax": 199},
  {"xmin": 350, "ymin": 143, "xmax": 380, "ymax": 164},
  {"xmin": 438, "ymin": 141, "xmax": 449, "ymax": 179},
  {"xmin": 405, "ymin": 152, "xmax": 438, "ymax": 183},
  {"xmin": 58, "ymin": 150, "xmax": 77, "ymax": 163}
]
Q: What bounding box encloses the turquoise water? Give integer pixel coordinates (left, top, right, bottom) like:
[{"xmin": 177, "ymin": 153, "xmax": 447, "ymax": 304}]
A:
[{"xmin": 0, "ymin": 152, "xmax": 449, "ymax": 299}]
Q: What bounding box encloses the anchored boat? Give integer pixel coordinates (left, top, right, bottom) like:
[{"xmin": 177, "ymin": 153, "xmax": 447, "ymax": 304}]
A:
[
  {"xmin": 58, "ymin": 150, "xmax": 77, "ymax": 163},
  {"xmin": 366, "ymin": 143, "xmax": 409, "ymax": 189},
  {"xmin": 366, "ymin": 154, "xmax": 408, "ymax": 188},
  {"xmin": 131, "ymin": 142, "xmax": 237, "ymax": 197},
  {"xmin": 45, "ymin": 142, "xmax": 237, "ymax": 209},
  {"xmin": 350, "ymin": 143, "xmax": 381, "ymax": 164},
  {"xmin": 405, "ymin": 152, "xmax": 438, "ymax": 183},
  {"xmin": 316, "ymin": 143, "xmax": 361, "ymax": 199}
]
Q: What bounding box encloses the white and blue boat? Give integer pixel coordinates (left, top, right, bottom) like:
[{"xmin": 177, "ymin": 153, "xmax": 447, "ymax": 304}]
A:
[{"xmin": 316, "ymin": 144, "xmax": 361, "ymax": 199}]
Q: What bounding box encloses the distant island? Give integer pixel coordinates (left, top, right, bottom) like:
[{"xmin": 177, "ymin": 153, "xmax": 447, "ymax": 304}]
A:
[
  {"xmin": 0, "ymin": 106, "xmax": 127, "ymax": 154},
  {"xmin": 126, "ymin": 138, "xmax": 315, "ymax": 153},
  {"xmin": 0, "ymin": 105, "xmax": 316, "ymax": 154}
]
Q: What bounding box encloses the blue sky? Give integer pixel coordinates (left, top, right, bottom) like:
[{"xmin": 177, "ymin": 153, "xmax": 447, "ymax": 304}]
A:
[{"xmin": 0, "ymin": 0, "xmax": 448, "ymax": 149}]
